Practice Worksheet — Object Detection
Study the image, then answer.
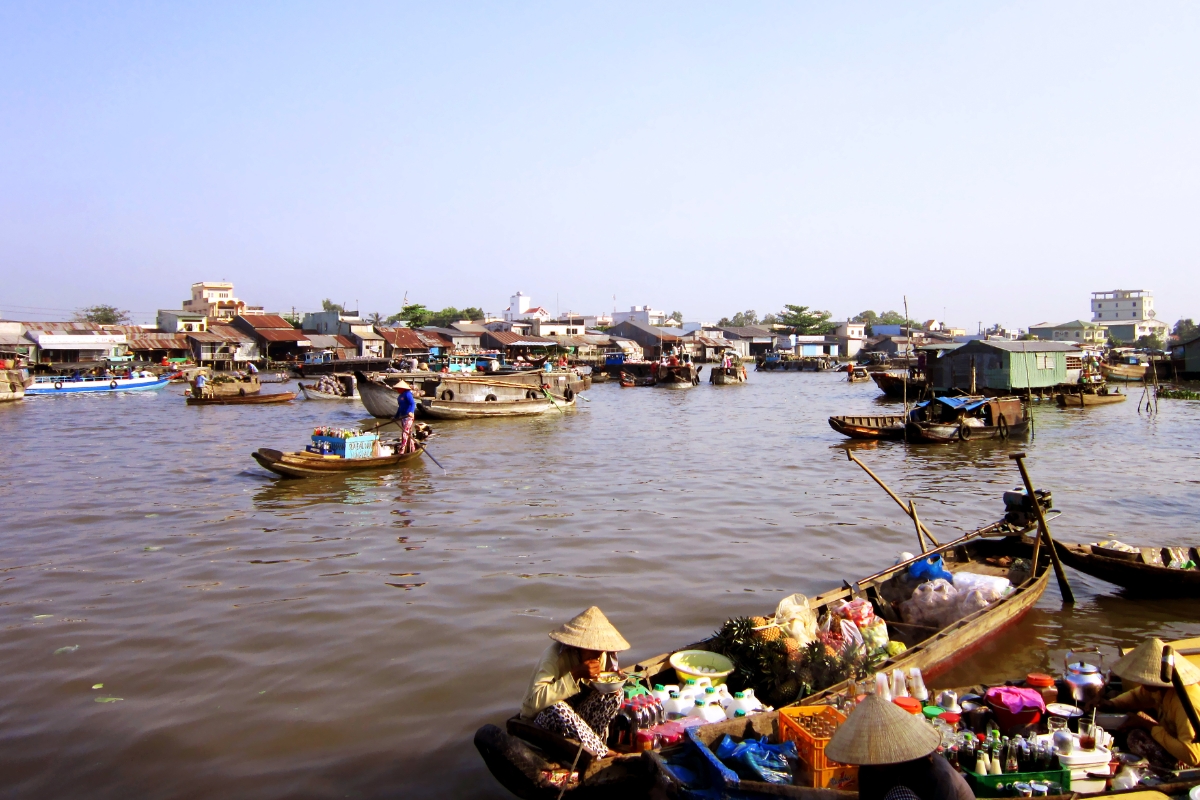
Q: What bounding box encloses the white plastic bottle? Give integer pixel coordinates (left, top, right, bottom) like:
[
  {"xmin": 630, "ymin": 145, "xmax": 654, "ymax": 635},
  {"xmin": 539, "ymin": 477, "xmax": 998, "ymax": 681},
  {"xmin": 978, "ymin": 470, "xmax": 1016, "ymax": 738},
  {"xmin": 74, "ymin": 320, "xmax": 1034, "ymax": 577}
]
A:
[
  {"xmin": 908, "ymin": 668, "xmax": 929, "ymax": 702},
  {"xmin": 663, "ymin": 691, "xmax": 689, "ymax": 719},
  {"xmin": 875, "ymin": 672, "xmax": 892, "ymax": 702},
  {"xmin": 891, "ymin": 668, "xmax": 909, "ymax": 698}
]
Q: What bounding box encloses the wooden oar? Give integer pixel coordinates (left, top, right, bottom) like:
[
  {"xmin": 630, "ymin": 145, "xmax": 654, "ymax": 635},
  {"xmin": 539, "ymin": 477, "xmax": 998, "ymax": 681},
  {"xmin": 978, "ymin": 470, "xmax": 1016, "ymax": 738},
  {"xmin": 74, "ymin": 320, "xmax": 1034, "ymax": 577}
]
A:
[{"xmin": 1009, "ymin": 452, "xmax": 1074, "ymax": 604}]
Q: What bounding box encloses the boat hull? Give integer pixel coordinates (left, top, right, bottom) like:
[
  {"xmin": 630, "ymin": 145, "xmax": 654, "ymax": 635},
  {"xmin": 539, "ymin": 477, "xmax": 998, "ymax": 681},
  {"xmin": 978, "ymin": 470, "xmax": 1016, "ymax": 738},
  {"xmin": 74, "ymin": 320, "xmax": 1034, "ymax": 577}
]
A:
[
  {"xmin": 1100, "ymin": 363, "xmax": 1148, "ymax": 382},
  {"xmin": 26, "ymin": 376, "xmax": 169, "ymax": 395},
  {"xmin": 187, "ymin": 391, "xmax": 296, "ymax": 406},
  {"xmin": 1054, "ymin": 391, "xmax": 1127, "ymax": 407},
  {"xmin": 417, "ymin": 396, "xmax": 570, "ymax": 419},
  {"xmin": 654, "ymin": 364, "xmax": 700, "ymax": 387},
  {"xmin": 709, "ymin": 366, "xmax": 748, "ymax": 385},
  {"xmin": 252, "ymin": 446, "xmax": 423, "ymax": 478},
  {"xmin": 828, "ymin": 414, "xmax": 906, "ymax": 440},
  {"xmin": 905, "ymin": 418, "xmax": 1029, "ymax": 443},
  {"xmin": 195, "ymin": 377, "xmax": 261, "ymax": 398},
  {"xmin": 870, "ymin": 371, "xmax": 928, "ymax": 399},
  {"xmin": 357, "ymin": 370, "xmax": 586, "ymax": 418},
  {"xmin": 1055, "ymin": 541, "xmax": 1200, "ymax": 597},
  {"xmin": 0, "ymin": 370, "xmax": 25, "ymax": 402}
]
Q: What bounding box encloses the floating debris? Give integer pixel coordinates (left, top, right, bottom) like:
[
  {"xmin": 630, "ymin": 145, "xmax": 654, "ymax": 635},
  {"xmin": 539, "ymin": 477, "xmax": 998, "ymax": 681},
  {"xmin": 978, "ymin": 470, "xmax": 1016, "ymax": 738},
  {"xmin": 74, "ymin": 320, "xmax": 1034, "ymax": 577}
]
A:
[
  {"xmin": 92, "ymin": 684, "xmax": 104, "ymax": 689},
  {"xmin": 94, "ymin": 697, "xmax": 123, "ymax": 703},
  {"xmin": 54, "ymin": 645, "xmax": 79, "ymax": 655},
  {"xmin": 144, "ymin": 546, "xmax": 164, "ymax": 552}
]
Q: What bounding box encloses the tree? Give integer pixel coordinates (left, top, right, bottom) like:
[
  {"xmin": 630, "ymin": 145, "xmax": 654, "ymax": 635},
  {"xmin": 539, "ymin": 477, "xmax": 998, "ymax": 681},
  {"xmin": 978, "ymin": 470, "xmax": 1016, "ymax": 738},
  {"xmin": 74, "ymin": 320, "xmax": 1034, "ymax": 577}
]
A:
[
  {"xmin": 321, "ymin": 299, "xmax": 344, "ymax": 313},
  {"xmin": 366, "ymin": 312, "xmax": 383, "ymax": 325},
  {"xmin": 776, "ymin": 305, "xmax": 835, "ymax": 335},
  {"xmin": 719, "ymin": 310, "xmax": 757, "ymax": 327},
  {"xmin": 668, "ymin": 311, "xmax": 683, "ymax": 323},
  {"xmin": 427, "ymin": 306, "xmax": 484, "ymax": 328},
  {"xmin": 760, "ymin": 312, "xmax": 778, "ymax": 326},
  {"xmin": 75, "ymin": 305, "xmax": 130, "ymax": 325},
  {"xmin": 851, "ymin": 310, "xmax": 878, "ymax": 336},
  {"xmin": 877, "ymin": 310, "xmax": 910, "ymax": 326},
  {"xmin": 1173, "ymin": 318, "xmax": 1197, "ymax": 342},
  {"xmin": 1135, "ymin": 333, "xmax": 1165, "ymax": 351},
  {"xmin": 387, "ymin": 304, "xmax": 431, "ymax": 328}
]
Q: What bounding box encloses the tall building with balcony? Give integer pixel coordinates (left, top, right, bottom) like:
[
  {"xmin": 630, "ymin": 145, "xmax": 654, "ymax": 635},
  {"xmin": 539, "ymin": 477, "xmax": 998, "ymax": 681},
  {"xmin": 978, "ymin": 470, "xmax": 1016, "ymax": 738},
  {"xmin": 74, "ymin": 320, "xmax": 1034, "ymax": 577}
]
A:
[
  {"xmin": 1091, "ymin": 289, "xmax": 1169, "ymax": 343},
  {"xmin": 181, "ymin": 282, "xmax": 262, "ymax": 320}
]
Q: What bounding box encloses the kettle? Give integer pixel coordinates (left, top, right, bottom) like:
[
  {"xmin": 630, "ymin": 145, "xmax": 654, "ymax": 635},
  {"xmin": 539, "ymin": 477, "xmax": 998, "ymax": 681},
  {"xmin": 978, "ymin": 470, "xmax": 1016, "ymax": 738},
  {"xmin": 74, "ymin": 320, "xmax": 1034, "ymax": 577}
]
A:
[{"xmin": 1064, "ymin": 649, "xmax": 1106, "ymax": 703}]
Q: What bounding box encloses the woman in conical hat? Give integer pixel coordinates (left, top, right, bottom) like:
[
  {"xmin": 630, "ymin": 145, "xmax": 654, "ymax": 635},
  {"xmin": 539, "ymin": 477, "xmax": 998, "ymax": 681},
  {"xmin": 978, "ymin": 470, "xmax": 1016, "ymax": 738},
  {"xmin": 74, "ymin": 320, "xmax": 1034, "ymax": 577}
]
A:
[
  {"xmin": 826, "ymin": 693, "xmax": 973, "ymax": 800},
  {"xmin": 1092, "ymin": 637, "xmax": 1200, "ymax": 768},
  {"xmin": 519, "ymin": 607, "xmax": 630, "ymax": 759}
]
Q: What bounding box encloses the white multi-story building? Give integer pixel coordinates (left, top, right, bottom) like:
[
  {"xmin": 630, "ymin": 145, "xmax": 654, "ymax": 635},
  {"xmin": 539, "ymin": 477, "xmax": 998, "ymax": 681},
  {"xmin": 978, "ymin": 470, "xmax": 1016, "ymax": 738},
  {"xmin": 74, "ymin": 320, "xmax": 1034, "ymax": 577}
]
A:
[
  {"xmin": 181, "ymin": 282, "xmax": 263, "ymax": 320},
  {"xmin": 503, "ymin": 291, "xmax": 551, "ymax": 322},
  {"xmin": 1091, "ymin": 289, "xmax": 1154, "ymax": 322},
  {"xmin": 611, "ymin": 305, "xmax": 667, "ymax": 327}
]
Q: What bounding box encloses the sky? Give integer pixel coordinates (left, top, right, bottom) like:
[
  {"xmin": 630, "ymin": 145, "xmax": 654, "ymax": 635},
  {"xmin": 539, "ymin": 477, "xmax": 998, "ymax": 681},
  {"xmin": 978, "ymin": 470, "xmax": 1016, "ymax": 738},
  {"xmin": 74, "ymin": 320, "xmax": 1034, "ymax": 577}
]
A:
[{"xmin": 1, "ymin": 2, "xmax": 1198, "ymax": 329}]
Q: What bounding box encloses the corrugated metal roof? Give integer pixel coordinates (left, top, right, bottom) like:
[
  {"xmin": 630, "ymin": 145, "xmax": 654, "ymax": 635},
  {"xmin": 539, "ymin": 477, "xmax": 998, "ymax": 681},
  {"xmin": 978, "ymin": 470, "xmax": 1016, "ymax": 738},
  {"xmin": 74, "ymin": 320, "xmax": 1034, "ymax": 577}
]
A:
[
  {"xmin": 127, "ymin": 335, "xmax": 190, "ymax": 350},
  {"xmin": 379, "ymin": 328, "xmax": 434, "ymax": 350},
  {"xmin": 0, "ymin": 333, "xmax": 29, "ymax": 345},
  {"xmin": 964, "ymin": 340, "xmax": 1080, "ymax": 353},
  {"xmin": 716, "ymin": 326, "xmax": 774, "ymax": 339},
  {"xmin": 208, "ymin": 325, "xmax": 253, "ymax": 343},
  {"xmin": 255, "ymin": 328, "xmax": 311, "ymax": 343},
  {"xmin": 235, "ymin": 314, "xmax": 294, "ymax": 329},
  {"xmin": 185, "ymin": 331, "xmax": 225, "ymax": 343},
  {"xmin": 483, "ymin": 330, "xmax": 557, "ymax": 346}
]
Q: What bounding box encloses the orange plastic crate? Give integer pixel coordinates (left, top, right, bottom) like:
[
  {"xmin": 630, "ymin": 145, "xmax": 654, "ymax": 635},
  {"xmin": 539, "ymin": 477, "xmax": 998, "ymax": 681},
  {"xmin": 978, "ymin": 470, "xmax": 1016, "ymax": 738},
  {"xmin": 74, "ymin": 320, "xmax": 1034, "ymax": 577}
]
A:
[{"xmin": 779, "ymin": 706, "xmax": 859, "ymax": 790}]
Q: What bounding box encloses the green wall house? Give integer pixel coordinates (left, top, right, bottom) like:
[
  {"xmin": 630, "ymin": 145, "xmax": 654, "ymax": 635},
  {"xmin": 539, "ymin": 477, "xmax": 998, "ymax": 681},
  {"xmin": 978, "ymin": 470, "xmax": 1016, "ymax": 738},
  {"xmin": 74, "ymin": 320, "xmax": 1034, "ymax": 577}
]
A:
[{"xmin": 930, "ymin": 340, "xmax": 1080, "ymax": 393}]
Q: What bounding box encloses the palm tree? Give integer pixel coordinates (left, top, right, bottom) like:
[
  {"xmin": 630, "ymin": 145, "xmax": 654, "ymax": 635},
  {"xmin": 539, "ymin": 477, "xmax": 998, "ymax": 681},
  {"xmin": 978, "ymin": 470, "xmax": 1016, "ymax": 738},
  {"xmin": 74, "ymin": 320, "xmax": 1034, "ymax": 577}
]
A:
[{"xmin": 367, "ymin": 312, "xmax": 383, "ymax": 325}]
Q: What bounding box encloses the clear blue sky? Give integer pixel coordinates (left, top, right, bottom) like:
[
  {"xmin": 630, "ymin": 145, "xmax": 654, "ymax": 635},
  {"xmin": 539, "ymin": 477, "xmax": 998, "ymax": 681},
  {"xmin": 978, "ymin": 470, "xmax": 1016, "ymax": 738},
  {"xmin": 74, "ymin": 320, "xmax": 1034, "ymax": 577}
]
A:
[{"xmin": 1, "ymin": 2, "xmax": 1197, "ymax": 328}]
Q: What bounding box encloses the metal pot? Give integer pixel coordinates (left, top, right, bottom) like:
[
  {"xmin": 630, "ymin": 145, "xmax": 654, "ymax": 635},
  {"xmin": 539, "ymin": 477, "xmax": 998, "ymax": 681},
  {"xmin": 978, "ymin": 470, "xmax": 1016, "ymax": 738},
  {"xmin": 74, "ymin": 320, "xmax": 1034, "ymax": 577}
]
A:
[{"xmin": 1065, "ymin": 649, "xmax": 1106, "ymax": 703}]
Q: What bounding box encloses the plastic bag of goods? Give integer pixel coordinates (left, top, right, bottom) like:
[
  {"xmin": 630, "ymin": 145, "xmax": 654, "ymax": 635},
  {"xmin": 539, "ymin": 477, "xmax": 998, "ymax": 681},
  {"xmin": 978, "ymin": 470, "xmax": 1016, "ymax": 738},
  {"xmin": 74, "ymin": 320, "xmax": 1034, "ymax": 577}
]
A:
[
  {"xmin": 774, "ymin": 594, "xmax": 818, "ymax": 646},
  {"xmin": 951, "ymin": 572, "xmax": 1011, "ymax": 597},
  {"xmin": 819, "ymin": 615, "xmax": 864, "ymax": 657},
  {"xmin": 715, "ymin": 735, "xmax": 797, "ymax": 785},
  {"xmin": 899, "ymin": 579, "xmax": 959, "ymax": 629},
  {"xmin": 955, "ymin": 588, "xmax": 993, "ymax": 620},
  {"xmin": 829, "ymin": 597, "xmax": 876, "ymax": 628},
  {"xmin": 859, "ymin": 617, "xmax": 890, "ymax": 656},
  {"xmin": 908, "ymin": 554, "xmax": 953, "ymax": 583}
]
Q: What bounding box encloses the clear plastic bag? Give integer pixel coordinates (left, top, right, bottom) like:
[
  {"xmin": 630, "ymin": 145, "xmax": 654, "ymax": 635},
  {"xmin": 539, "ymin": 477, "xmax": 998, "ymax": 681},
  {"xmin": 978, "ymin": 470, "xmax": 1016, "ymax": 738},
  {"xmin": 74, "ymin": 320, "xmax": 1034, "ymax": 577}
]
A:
[
  {"xmin": 774, "ymin": 593, "xmax": 818, "ymax": 646},
  {"xmin": 829, "ymin": 597, "xmax": 876, "ymax": 628},
  {"xmin": 859, "ymin": 617, "xmax": 890, "ymax": 655},
  {"xmin": 900, "ymin": 579, "xmax": 959, "ymax": 628},
  {"xmin": 715, "ymin": 735, "xmax": 797, "ymax": 785},
  {"xmin": 952, "ymin": 571, "xmax": 1011, "ymax": 597}
]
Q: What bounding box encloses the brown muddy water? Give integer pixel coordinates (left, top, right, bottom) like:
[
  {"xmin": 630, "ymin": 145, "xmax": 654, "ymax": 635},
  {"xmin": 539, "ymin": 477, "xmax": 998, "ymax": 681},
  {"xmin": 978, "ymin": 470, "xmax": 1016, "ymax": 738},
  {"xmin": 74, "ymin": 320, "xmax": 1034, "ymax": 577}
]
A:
[{"xmin": 1, "ymin": 374, "xmax": 1198, "ymax": 798}]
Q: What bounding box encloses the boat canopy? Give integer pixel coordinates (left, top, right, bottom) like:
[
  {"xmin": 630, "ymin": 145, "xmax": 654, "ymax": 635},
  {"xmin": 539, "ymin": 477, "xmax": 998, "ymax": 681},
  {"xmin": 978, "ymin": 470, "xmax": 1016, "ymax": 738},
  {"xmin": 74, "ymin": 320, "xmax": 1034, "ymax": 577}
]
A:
[{"xmin": 913, "ymin": 396, "xmax": 990, "ymax": 413}]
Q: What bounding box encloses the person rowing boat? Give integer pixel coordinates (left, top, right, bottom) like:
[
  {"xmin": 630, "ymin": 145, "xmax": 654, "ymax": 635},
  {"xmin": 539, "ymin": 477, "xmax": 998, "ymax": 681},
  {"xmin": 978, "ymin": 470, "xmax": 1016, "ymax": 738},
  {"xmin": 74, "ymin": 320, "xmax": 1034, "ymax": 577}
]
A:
[
  {"xmin": 391, "ymin": 380, "xmax": 416, "ymax": 452},
  {"xmin": 826, "ymin": 693, "xmax": 973, "ymax": 800},
  {"xmin": 519, "ymin": 606, "xmax": 629, "ymax": 759}
]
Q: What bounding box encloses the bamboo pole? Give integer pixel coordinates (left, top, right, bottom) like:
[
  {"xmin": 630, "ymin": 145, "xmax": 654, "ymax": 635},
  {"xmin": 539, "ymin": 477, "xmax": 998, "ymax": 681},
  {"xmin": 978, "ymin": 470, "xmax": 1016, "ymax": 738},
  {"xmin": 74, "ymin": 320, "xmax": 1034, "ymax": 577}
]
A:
[
  {"xmin": 1009, "ymin": 452, "xmax": 1074, "ymax": 604},
  {"xmin": 909, "ymin": 500, "xmax": 929, "ymax": 554},
  {"xmin": 846, "ymin": 451, "xmax": 942, "ymax": 550}
]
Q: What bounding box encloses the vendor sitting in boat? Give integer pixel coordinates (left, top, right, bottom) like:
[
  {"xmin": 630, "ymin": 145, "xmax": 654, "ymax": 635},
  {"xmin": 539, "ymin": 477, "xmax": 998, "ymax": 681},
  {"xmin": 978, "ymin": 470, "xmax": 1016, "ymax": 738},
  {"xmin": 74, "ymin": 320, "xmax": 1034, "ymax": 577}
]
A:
[
  {"xmin": 1089, "ymin": 637, "xmax": 1200, "ymax": 769},
  {"xmin": 520, "ymin": 606, "xmax": 629, "ymax": 759},
  {"xmin": 826, "ymin": 693, "xmax": 974, "ymax": 800}
]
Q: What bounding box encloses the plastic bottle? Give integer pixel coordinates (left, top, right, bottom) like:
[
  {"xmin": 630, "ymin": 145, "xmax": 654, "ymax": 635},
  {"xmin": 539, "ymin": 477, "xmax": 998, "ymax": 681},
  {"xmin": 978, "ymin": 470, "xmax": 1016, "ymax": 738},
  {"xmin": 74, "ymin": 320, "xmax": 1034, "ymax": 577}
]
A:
[
  {"xmin": 687, "ymin": 699, "xmax": 709, "ymax": 720},
  {"xmin": 679, "ymin": 679, "xmax": 701, "ymax": 703},
  {"xmin": 891, "ymin": 668, "xmax": 909, "ymax": 698},
  {"xmin": 908, "ymin": 667, "xmax": 929, "ymax": 702},
  {"xmin": 875, "ymin": 672, "xmax": 893, "ymax": 702},
  {"xmin": 664, "ymin": 691, "xmax": 688, "ymax": 719}
]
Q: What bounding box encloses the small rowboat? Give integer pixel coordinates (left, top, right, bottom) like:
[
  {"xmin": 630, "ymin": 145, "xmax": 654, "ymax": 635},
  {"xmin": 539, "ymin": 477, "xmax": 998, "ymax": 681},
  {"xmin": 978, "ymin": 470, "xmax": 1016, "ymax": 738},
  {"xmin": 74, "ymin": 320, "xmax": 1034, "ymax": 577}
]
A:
[
  {"xmin": 186, "ymin": 391, "xmax": 296, "ymax": 406},
  {"xmin": 827, "ymin": 414, "xmax": 906, "ymax": 440},
  {"xmin": 709, "ymin": 365, "xmax": 748, "ymax": 385},
  {"xmin": 252, "ymin": 445, "xmax": 425, "ymax": 478},
  {"xmin": 848, "ymin": 366, "xmax": 871, "ymax": 383},
  {"xmin": 1054, "ymin": 389, "xmax": 1127, "ymax": 407},
  {"xmin": 1053, "ymin": 541, "xmax": 1200, "ymax": 597},
  {"xmin": 477, "ymin": 515, "xmax": 1050, "ymax": 799}
]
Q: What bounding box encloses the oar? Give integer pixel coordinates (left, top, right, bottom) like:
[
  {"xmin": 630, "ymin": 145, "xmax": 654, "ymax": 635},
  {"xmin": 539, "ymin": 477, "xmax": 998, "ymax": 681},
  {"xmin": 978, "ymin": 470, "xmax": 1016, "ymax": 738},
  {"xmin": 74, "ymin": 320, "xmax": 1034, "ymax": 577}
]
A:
[
  {"xmin": 421, "ymin": 446, "xmax": 447, "ymax": 474},
  {"xmin": 845, "ymin": 450, "xmax": 941, "ymax": 550},
  {"xmin": 1009, "ymin": 452, "xmax": 1074, "ymax": 604},
  {"xmin": 542, "ymin": 386, "xmax": 565, "ymax": 414}
]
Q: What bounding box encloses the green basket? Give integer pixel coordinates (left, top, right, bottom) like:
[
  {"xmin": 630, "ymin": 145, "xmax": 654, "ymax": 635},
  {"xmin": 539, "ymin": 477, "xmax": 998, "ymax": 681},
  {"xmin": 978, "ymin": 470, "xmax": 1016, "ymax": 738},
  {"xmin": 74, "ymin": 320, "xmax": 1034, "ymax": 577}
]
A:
[{"xmin": 965, "ymin": 766, "xmax": 1070, "ymax": 798}]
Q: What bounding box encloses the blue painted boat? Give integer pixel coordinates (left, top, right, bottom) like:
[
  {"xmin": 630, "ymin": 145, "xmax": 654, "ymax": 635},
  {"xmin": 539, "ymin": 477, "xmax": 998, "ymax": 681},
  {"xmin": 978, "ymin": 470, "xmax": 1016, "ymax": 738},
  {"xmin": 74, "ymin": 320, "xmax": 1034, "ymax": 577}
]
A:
[{"xmin": 26, "ymin": 374, "xmax": 170, "ymax": 395}]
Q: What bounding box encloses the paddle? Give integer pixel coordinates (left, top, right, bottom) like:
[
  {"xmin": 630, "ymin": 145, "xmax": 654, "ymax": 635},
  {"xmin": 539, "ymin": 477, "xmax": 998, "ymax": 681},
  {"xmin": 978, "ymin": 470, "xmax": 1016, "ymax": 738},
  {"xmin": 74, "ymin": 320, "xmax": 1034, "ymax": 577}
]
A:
[
  {"xmin": 421, "ymin": 447, "xmax": 447, "ymax": 474},
  {"xmin": 1010, "ymin": 452, "xmax": 1075, "ymax": 604}
]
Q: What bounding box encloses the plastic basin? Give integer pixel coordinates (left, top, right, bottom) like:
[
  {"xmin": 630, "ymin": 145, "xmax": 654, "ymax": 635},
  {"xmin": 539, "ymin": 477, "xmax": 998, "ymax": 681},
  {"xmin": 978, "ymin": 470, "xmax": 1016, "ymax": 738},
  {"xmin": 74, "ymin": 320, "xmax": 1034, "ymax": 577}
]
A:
[{"xmin": 669, "ymin": 650, "xmax": 734, "ymax": 686}]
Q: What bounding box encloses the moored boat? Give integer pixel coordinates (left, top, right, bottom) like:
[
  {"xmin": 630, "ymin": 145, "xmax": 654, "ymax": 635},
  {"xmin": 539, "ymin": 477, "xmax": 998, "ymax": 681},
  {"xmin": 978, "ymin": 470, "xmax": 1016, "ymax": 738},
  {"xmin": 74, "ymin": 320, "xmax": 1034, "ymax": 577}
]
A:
[
  {"xmin": 1054, "ymin": 388, "xmax": 1127, "ymax": 407},
  {"xmin": 905, "ymin": 396, "xmax": 1028, "ymax": 443},
  {"xmin": 709, "ymin": 364, "xmax": 748, "ymax": 385},
  {"xmin": 827, "ymin": 414, "xmax": 906, "ymax": 440},
  {"xmin": 870, "ymin": 370, "xmax": 929, "ymax": 400},
  {"xmin": 299, "ymin": 373, "xmax": 358, "ymax": 400},
  {"xmin": 1100, "ymin": 360, "xmax": 1149, "ymax": 382},
  {"xmin": 186, "ymin": 391, "xmax": 296, "ymax": 406},
  {"xmin": 416, "ymin": 393, "xmax": 571, "ymax": 419},
  {"xmin": 0, "ymin": 369, "xmax": 25, "ymax": 402},
  {"xmin": 357, "ymin": 370, "xmax": 586, "ymax": 418},
  {"xmin": 1052, "ymin": 540, "xmax": 1200, "ymax": 597},
  {"xmin": 26, "ymin": 373, "xmax": 169, "ymax": 395},
  {"xmin": 190, "ymin": 374, "xmax": 260, "ymax": 398},
  {"xmin": 654, "ymin": 363, "xmax": 701, "ymax": 388}
]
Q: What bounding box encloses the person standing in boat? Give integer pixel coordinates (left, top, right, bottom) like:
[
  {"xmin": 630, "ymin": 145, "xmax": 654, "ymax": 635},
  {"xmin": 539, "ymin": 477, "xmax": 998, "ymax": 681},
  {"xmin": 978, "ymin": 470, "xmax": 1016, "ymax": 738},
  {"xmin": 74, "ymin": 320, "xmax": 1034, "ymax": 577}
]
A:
[
  {"xmin": 391, "ymin": 380, "xmax": 417, "ymax": 452},
  {"xmin": 826, "ymin": 693, "xmax": 974, "ymax": 800},
  {"xmin": 193, "ymin": 372, "xmax": 208, "ymax": 398},
  {"xmin": 1089, "ymin": 637, "xmax": 1200, "ymax": 769},
  {"xmin": 520, "ymin": 607, "xmax": 629, "ymax": 759},
  {"xmin": 246, "ymin": 361, "xmax": 259, "ymax": 378}
]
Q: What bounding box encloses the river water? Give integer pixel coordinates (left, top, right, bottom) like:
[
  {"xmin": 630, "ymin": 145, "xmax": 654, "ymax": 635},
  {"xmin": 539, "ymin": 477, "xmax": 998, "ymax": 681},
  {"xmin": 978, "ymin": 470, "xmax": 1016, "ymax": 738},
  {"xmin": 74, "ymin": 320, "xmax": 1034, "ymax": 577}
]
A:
[{"xmin": 1, "ymin": 374, "xmax": 1198, "ymax": 798}]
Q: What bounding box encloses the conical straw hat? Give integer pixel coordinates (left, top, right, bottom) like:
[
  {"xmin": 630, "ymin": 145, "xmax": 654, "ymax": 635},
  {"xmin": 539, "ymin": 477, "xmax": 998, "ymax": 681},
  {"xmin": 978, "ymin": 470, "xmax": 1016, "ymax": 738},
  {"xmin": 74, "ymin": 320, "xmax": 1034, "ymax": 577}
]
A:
[
  {"xmin": 393, "ymin": 381, "xmax": 412, "ymax": 391},
  {"xmin": 548, "ymin": 606, "xmax": 630, "ymax": 652},
  {"xmin": 824, "ymin": 693, "xmax": 941, "ymax": 766},
  {"xmin": 1112, "ymin": 638, "xmax": 1200, "ymax": 688}
]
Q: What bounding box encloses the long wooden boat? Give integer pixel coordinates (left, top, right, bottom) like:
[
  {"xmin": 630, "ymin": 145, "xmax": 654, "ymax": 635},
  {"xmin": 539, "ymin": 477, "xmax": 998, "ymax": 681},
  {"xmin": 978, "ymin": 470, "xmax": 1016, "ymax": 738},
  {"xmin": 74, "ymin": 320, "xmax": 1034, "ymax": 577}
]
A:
[
  {"xmin": 709, "ymin": 365, "xmax": 748, "ymax": 385},
  {"xmin": 477, "ymin": 517, "xmax": 1050, "ymax": 799},
  {"xmin": 1100, "ymin": 362, "xmax": 1148, "ymax": 382},
  {"xmin": 1054, "ymin": 389, "xmax": 1128, "ymax": 407},
  {"xmin": 357, "ymin": 370, "xmax": 586, "ymax": 418},
  {"xmin": 1053, "ymin": 541, "xmax": 1200, "ymax": 597},
  {"xmin": 186, "ymin": 391, "xmax": 296, "ymax": 406},
  {"xmin": 654, "ymin": 363, "xmax": 701, "ymax": 388},
  {"xmin": 190, "ymin": 375, "xmax": 260, "ymax": 398},
  {"xmin": 417, "ymin": 393, "xmax": 571, "ymax": 419},
  {"xmin": 870, "ymin": 370, "xmax": 929, "ymax": 399},
  {"xmin": 827, "ymin": 414, "xmax": 906, "ymax": 440},
  {"xmin": 905, "ymin": 396, "xmax": 1028, "ymax": 443},
  {"xmin": 252, "ymin": 444, "xmax": 424, "ymax": 478}
]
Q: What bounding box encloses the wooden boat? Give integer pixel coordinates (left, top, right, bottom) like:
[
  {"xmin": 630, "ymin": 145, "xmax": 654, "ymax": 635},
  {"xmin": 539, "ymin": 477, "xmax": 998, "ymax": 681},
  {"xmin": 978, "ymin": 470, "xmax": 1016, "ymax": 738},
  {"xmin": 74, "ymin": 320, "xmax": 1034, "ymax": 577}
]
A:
[
  {"xmin": 357, "ymin": 370, "xmax": 586, "ymax": 418},
  {"xmin": 709, "ymin": 365, "xmax": 748, "ymax": 385},
  {"xmin": 1054, "ymin": 388, "xmax": 1128, "ymax": 407},
  {"xmin": 654, "ymin": 363, "xmax": 701, "ymax": 388},
  {"xmin": 905, "ymin": 396, "xmax": 1028, "ymax": 443},
  {"xmin": 186, "ymin": 391, "xmax": 296, "ymax": 406},
  {"xmin": 0, "ymin": 369, "xmax": 25, "ymax": 402},
  {"xmin": 1100, "ymin": 362, "xmax": 1148, "ymax": 382},
  {"xmin": 417, "ymin": 393, "xmax": 571, "ymax": 419},
  {"xmin": 190, "ymin": 375, "xmax": 260, "ymax": 398},
  {"xmin": 477, "ymin": 516, "xmax": 1051, "ymax": 799},
  {"xmin": 827, "ymin": 414, "xmax": 906, "ymax": 440},
  {"xmin": 847, "ymin": 366, "xmax": 871, "ymax": 383},
  {"xmin": 257, "ymin": 371, "xmax": 292, "ymax": 384},
  {"xmin": 870, "ymin": 370, "xmax": 929, "ymax": 400},
  {"xmin": 1053, "ymin": 541, "xmax": 1200, "ymax": 597},
  {"xmin": 299, "ymin": 373, "xmax": 358, "ymax": 400},
  {"xmin": 252, "ymin": 444, "xmax": 425, "ymax": 478}
]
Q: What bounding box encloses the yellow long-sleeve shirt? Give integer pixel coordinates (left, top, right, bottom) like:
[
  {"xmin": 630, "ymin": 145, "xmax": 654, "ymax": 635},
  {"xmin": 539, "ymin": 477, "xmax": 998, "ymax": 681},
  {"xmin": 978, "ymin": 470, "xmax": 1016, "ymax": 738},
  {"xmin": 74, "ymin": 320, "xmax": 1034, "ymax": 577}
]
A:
[
  {"xmin": 1110, "ymin": 683, "xmax": 1200, "ymax": 766},
  {"xmin": 520, "ymin": 642, "xmax": 584, "ymax": 720}
]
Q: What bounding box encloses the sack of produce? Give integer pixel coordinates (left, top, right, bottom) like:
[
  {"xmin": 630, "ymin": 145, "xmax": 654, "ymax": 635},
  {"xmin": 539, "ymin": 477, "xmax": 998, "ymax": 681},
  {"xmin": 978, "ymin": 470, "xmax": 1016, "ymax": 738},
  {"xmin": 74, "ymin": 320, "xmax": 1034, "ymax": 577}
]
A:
[
  {"xmin": 955, "ymin": 587, "xmax": 993, "ymax": 620},
  {"xmin": 859, "ymin": 617, "xmax": 890, "ymax": 656},
  {"xmin": 818, "ymin": 615, "xmax": 864, "ymax": 657},
  {"xmin": 774, "ymin": 593, "xmax": 818, "ymax": 646},
  {"xmin": 900, "ymin": 579, "xmax": 959, "ymax": 629},
  {"xmin": 829, "ymin": 597, "xmax": 876, "ymax": 628},
  {"xmin": 951, "ymin": 571, "xmax": 1011, "ymax": 597}
]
